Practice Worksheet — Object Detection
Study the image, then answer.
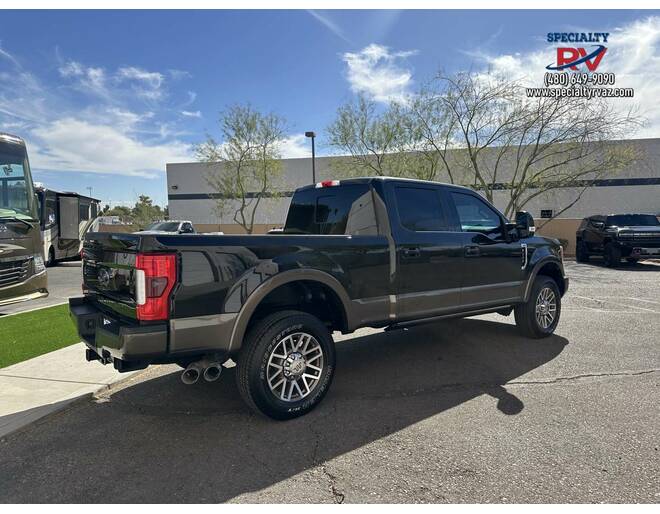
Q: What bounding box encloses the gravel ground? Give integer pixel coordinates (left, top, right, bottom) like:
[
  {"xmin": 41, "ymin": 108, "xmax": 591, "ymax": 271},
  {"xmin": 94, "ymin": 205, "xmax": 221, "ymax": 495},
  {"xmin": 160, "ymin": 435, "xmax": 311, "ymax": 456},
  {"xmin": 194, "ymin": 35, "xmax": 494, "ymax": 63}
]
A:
[{"xmin": 0, "ymin": 260, "xmax": 658, "ymax": 503}]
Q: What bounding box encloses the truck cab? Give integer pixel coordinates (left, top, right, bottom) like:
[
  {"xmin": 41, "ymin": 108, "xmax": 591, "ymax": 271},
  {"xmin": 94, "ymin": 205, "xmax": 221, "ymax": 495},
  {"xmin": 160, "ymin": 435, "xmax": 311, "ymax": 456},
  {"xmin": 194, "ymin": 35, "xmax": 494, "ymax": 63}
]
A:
[
  {"xmin": 135, "ymin": 220, "xmax": 196, "ymax": 235},
  {"xmin": 576, "ymin": 213, "xmax": 660, "ymax": 266}
]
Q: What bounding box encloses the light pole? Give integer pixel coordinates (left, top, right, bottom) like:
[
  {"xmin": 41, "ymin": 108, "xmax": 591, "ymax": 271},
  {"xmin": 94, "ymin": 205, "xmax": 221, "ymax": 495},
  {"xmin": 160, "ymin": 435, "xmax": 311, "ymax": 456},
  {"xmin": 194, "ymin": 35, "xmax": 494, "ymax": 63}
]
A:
[{"xmin": 305, "ymin": 131, "xmax": 316, "ymax": 184}]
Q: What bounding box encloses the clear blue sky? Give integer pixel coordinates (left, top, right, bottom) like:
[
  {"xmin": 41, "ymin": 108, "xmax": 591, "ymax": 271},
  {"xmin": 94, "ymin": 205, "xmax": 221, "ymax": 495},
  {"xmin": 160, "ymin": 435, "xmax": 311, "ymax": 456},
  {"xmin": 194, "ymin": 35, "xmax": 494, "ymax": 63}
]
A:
[{"xmin": 0, "ymin": 9, "xmax": 657, "ymax": 207}]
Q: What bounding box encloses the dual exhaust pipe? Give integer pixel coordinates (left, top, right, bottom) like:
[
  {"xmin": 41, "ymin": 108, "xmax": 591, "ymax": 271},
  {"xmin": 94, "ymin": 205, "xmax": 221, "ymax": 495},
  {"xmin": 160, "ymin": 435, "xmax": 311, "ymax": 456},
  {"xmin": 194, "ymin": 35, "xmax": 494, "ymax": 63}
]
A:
[{"xmin": 181, "ymin": 359, "xmax": 223, "ymax": 385}]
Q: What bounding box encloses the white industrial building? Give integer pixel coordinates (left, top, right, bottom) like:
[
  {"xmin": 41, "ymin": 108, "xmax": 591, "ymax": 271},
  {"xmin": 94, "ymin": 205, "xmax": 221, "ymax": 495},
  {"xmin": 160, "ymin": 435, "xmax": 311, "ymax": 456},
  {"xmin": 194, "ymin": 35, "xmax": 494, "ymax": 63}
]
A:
[{"xmin": 166, "ymin": 137, "xmax": 660, "ymax": 248}]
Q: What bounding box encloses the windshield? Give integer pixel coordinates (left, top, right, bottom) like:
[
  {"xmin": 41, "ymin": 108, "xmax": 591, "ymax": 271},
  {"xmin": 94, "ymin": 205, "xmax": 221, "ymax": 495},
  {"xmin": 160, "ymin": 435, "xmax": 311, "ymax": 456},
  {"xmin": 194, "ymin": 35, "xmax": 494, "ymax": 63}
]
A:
[
  {"xmin": 606, "ymin": 215, "xmax": 660, "ymax": 227},
  {"xmin": 146, "ymin": 221, "xmax": 180, "ymax": 231},
  {"xmin": 0, "ymin": 142, "xmax": 38, "ymax": 220}
]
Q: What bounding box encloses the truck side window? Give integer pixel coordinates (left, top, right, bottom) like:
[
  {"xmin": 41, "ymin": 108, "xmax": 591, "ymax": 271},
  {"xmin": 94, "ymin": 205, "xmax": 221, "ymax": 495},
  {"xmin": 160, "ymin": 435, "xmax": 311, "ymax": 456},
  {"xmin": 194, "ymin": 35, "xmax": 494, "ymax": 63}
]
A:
[
  {"xmin": 285, "ymin": 185, "xmax": 377, "ymax": 235},
  {"xmin": 394, "ymin": 186, "xmax": 448, "ymax": 232},
  {"xmin": 450, "ymin": 192, "xmax": 502, "ymax": 235}
]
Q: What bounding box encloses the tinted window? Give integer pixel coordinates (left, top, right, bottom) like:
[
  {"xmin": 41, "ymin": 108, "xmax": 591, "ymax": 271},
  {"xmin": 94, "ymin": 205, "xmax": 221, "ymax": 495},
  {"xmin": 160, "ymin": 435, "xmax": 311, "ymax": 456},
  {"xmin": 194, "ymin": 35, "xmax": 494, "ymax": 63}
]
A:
[
  {"xmin": 606, "ymin": 214, "xmax": 659, "ymax": 227},
  {"xmin": 395, "ymin": 186, "xmax": 449, "ymax": 232},
  {"xmin": 451, "ymin": 192, "xmax": 502, "ymax": 234},
  {"xmin": 285, "ymin": 184, "xmax": 377, "ymax": 235},
  {"xmin": 147, "ymin": 222, "xmax": 180, "ymax": 231},
  {"xmin": 45, "ymin": 198, "xmax": 56, "ymax": 227},
  {"xmin": 79, "ymin": 201, "xmax": 89, "ymax": 221}
]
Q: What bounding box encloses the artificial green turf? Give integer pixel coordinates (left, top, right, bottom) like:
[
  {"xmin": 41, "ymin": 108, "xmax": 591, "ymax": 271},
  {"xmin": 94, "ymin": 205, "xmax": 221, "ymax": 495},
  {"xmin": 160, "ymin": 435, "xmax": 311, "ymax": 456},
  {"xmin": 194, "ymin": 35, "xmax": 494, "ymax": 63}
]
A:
[{"xmin": 0, "ymin": 304, "xmax": 79, "ymax": 368}]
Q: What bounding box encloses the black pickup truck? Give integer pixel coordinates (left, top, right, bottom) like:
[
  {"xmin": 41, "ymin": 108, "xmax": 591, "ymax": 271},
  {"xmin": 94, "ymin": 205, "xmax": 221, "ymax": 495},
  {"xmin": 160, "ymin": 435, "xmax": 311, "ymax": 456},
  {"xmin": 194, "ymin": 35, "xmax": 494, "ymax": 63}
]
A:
[
  {"xmin": 70, "ymin": 177, "xmax": 568, "ymax": 419},
  {"xmin": 575, "ymin": 213, "xmax": 660, "ymax": 266}
]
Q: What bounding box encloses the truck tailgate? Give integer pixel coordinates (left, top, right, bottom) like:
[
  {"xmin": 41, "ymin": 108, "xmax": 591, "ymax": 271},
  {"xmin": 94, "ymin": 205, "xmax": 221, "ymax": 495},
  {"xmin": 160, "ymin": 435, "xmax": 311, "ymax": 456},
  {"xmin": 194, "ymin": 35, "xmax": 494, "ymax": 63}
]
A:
[{"xmin": 82, "ymin": 232, "xmax": 142, "ymax": 319}]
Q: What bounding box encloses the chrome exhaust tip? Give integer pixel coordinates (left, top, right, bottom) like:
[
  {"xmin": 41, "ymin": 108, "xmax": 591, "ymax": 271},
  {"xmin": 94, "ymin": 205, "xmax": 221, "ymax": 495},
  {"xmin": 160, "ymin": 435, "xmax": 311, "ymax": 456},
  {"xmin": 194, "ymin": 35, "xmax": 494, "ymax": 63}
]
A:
[
  {"xmin": 181, "ymin": 364, "xmax": 201, "ymax": 385},
  {"xmin": 203, "ymin": 363, "xmax": 222, "ymax": 382}
]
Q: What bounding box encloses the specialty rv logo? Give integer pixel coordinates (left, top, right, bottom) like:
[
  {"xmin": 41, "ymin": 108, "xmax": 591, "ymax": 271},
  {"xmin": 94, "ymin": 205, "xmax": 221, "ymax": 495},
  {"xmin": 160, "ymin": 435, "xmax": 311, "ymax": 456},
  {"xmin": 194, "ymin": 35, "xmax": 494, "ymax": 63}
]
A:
[{"xmin": 546, "ymin": 32, "xmax": 609, "ymax": 71}]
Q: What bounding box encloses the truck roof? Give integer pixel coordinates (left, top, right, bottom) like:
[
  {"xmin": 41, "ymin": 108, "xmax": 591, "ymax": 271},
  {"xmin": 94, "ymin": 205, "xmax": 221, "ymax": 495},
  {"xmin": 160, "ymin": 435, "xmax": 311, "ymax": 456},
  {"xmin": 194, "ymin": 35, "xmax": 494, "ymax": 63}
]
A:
[{"xmin": 296, "ymin": 176, "xmax": 476, "ymax": 193}]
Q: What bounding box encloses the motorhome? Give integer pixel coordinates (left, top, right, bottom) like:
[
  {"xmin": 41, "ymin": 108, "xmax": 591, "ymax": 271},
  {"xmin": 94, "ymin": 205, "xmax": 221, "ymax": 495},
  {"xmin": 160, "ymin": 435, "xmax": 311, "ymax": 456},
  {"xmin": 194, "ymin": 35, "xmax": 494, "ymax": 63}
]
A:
[
  {"xmin": 35, "ymin": 187, "xmax": 101, "ymax": 266},
  {"xmin": 0, "ymin": 133, "xmax": 48, "ymax": 307}
]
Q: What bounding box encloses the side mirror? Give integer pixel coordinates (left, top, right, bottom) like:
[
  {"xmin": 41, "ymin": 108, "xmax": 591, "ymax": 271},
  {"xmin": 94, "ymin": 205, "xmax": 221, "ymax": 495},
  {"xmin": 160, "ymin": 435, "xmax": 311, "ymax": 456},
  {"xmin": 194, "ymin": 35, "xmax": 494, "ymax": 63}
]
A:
[
  {"xmin": 592, "ymin": 221, "xmax": 605, "ymax": 229},
  {"xmin": 516, "ymin": 211, "xmax": 536, "ymax": 239},
  {"xmin": 504, "ymin": 222, "xmax": 518, "ymax": 242}
]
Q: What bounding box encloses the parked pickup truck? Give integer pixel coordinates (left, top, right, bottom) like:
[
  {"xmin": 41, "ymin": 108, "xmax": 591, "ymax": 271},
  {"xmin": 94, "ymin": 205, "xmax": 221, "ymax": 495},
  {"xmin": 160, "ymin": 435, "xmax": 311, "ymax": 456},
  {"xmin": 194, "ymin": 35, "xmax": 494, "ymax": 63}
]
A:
[
  {"xmin": 70, "ymin": 177, "xmax": 568, "ymax": 419},
  {"xmin": 575, "ymin": 213, "xmax": 660, "ymax": 266}
]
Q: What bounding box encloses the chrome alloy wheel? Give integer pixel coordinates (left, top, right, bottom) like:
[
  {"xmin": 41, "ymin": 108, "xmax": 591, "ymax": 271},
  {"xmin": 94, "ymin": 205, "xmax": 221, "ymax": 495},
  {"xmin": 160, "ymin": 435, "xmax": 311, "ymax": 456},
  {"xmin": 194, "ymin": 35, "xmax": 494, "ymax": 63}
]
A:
[
  {"xmin": 535, "ymin": 287, "xmax": 557, "ymax": 329},
  {"xmin": 266, "ymin": 332, "xmax": 324, "ymax": 402}
]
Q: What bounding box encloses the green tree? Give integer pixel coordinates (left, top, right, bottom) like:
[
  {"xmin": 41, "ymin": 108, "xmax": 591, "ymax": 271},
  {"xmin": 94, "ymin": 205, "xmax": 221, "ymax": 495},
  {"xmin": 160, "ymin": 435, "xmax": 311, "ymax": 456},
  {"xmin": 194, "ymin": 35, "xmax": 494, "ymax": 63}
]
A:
[
  {"xmin": 326, "ymin": 95, "xmax": 438, "ymax": 180},
  {"xmin": 131, "ymin": 195, "xmax": 164, "ymax": 230},
  {"xmin": 195, "ymin": 104, "xmax": 285, "ymax": 234},
  {"xmin": 103, "ymin": 205, "xmax": 133, "ymax": 223}
]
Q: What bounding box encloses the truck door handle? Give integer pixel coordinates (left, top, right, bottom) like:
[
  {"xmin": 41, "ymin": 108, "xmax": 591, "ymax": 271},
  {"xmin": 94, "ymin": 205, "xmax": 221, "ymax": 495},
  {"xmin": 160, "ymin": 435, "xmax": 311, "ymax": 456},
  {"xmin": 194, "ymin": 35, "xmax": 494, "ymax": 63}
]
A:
[
  {"xmin": 465, "ymin": 245, "xmax": 480, "ymax": 257},
  {"xmin": 403, "ymin": 247, "xmax": 421, "ymax": 258}
]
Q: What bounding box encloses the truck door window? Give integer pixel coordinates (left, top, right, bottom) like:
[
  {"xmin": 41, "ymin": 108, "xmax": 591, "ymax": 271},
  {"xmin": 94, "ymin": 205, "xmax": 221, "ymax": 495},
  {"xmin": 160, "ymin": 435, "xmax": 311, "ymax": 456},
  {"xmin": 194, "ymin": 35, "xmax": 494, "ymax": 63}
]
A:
[
  {"xmin": 450, "ymin": 192, "xmax": 502, "ymax": 235},
  {"xmin": 395, "ymin": 186, "xmax": 448, "ymax": 232}
]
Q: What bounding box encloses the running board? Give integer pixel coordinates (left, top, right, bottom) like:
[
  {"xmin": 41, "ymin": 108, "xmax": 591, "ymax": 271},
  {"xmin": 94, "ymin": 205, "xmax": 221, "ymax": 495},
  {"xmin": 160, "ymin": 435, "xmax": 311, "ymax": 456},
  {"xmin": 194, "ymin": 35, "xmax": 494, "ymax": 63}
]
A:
[{"xmin": 384, "ymin": 305, "xmax": 514, "ymax": 332}]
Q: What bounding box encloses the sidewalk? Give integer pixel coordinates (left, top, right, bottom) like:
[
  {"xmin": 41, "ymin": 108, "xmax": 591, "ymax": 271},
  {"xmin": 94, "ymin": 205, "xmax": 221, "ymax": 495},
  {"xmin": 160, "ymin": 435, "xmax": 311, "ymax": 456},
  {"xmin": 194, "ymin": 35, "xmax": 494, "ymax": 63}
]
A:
[{"xmin": 0, "ymin": 343, "xmax": 139, "ymax": 438}]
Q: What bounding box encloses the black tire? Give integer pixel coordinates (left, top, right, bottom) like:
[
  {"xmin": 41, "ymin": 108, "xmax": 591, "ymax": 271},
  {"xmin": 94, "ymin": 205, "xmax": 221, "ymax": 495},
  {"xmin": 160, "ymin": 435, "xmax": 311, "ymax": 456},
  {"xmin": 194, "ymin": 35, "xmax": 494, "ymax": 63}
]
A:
[
  {"xmin": 604, "ymin": 243, "xmax": 621, "ymax": 268},
  {"xmin": 236, "ymin": 310, "xmax": 336, "ymax": 420},
  {"xmin": 575, "ymin": 240, "xmax": 589, "ymax": 263},
  {"xmin": 46, "ymin": 247, "xmax": 56, "ymax": 267},
  {"xmin": 514, "ymin": 277, "xmax": 561, "ymax": 339},
  {"xmin": 626, "ymin": 257, "xmax": 639, "ymax": 264}
]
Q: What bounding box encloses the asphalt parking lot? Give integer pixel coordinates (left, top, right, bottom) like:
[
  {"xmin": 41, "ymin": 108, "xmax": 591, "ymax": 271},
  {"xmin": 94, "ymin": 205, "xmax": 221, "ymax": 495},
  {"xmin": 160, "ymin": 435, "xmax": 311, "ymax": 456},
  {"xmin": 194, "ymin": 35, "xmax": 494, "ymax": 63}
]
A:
[
  {"xmin": 0, "ymin": 260, "xmax": 658, "ymax": 503},
  {"xmin": 0, "ymin": 262, "xmax": 82, "ymax": 316}
]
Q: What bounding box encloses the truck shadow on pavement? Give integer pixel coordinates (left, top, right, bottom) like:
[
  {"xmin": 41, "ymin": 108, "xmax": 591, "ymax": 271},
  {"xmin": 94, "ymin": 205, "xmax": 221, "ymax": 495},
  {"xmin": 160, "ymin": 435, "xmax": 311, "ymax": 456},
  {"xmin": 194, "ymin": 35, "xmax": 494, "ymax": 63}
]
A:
[{"xmin": 0, "ymin": 318, "xmax": 567, "ymax": 503}]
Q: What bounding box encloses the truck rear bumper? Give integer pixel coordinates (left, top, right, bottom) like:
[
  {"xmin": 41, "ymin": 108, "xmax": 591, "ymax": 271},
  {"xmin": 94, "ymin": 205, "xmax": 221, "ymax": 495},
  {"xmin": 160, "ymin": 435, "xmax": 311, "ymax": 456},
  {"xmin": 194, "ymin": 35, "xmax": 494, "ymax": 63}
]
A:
[
  {"xmin": 69, "ymin": 296, "xmax": 168, "ymax": 372},
  {"xmin": 69, "ymin": 296, "xmax": 232, "ymax": 372}
]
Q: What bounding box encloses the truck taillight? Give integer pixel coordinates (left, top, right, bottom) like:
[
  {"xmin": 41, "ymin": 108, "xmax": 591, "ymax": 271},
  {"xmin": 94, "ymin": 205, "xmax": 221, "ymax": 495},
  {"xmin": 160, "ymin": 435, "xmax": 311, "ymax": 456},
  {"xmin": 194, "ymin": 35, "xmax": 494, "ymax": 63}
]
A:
[
  {"xmin": 315, "ymin": 180, "xmax": 340, "ymax": 188},
  {"xmin": 135, "ymin": 253, "xmax": 177, "ymax": 321}
]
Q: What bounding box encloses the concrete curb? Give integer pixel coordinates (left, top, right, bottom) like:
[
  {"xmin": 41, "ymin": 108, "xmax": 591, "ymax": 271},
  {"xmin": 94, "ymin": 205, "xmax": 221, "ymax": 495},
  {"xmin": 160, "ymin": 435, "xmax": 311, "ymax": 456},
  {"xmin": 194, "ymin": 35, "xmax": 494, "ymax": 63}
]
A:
[{"xmin": 0, "ymin": 300, "xmax": 68, "ymax": 318}]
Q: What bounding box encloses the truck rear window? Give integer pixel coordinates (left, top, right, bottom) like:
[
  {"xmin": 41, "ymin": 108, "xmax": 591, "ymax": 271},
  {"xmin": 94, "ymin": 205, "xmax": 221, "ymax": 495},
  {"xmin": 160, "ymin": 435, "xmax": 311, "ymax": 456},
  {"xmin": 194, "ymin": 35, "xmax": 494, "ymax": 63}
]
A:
[{"xmin": 284, "ymin": 184, "xmax": 378, "ymax": 235}]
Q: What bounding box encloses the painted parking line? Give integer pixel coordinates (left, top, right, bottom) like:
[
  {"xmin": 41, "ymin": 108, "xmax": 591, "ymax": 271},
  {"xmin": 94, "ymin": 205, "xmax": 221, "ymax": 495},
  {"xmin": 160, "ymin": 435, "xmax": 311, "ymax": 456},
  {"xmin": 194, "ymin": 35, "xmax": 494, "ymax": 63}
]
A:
[
  {"xmin": 602, "ymin": 296, "xmax": 660, "ymax": 306},
  {"xmin": 571, "ymin": 294, "xmax": 660, "ymax": 313}
]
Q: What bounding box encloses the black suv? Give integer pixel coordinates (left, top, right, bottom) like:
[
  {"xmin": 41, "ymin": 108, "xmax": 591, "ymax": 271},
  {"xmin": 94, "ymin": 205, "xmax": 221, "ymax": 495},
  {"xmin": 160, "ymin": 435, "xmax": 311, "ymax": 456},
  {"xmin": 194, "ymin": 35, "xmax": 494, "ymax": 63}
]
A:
[{"xmin": 576, "ymin": 213, "xmax": 660, "ymax": 266}]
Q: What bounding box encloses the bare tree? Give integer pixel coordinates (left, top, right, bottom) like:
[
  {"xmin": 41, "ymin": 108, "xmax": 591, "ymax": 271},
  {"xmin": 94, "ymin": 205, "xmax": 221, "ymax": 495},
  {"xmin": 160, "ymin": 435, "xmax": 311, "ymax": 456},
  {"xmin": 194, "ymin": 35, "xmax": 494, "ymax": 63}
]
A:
[
  {"xmin": 326, "ymin": 95, "xmax": 438, "ymax": 180},
  {"xmin": 327, "ymin": 72, "xmax": 644, "ymax": 223},
  {"xmin": 408, "ymin": 72, "xmax": 644, "ymax": 221},
  {"xmin": 196, "ymin": 105, "xmax": 285, "ymax": 234}
]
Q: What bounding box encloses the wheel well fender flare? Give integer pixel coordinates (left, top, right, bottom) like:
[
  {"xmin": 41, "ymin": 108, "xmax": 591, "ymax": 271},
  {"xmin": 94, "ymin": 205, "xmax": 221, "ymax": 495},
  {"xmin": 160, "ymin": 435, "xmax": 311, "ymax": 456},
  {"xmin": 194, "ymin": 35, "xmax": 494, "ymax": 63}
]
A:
[
  {"xmin": 523, "ymin": 257, "xmax": 565, "ymax": 302},
  {"xmin": 227, "ymin": 269, "xmax": 352, "ymax": 352}
]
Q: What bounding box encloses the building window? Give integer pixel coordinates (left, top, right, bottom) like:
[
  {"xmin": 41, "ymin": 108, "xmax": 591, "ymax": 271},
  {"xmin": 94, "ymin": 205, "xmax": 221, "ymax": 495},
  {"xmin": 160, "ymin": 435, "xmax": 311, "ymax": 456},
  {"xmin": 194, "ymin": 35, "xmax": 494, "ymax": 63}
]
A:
[{"xmin": 540, "ymin": 209, "xmax": 553, "ymax": 219}]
